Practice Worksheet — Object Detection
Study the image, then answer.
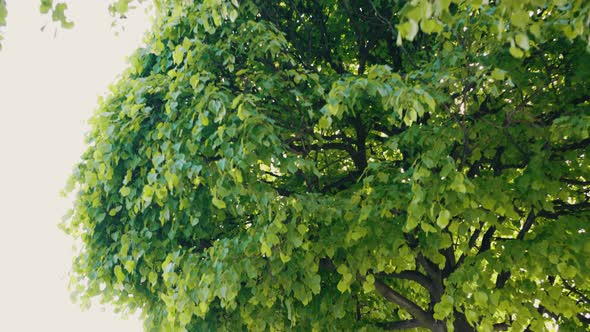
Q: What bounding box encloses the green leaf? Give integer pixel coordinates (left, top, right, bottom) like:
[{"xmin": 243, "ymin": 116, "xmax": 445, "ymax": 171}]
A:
[
  {"xmin": 318, "ymin": 116, "xmax": 332, "ymax": 129},
  {"xmin": 398, "ymin": 19, "xmax": 419, "ymax": 41},
  {"xmin": 52, "ymin": 3, "xmax": 66, "ymax": 21},
  {"xmin": 465, "ymin": 309, "xmax": 478, "ymax": 324},
  {"xmin": 279, "ymin": 251, "xmax": 291, "ymax": 263},
  {"xmin": 113, "ymin": 0, "xmax": 129, "ymax": 14},
  {"xmin": 212, "ymin": 197, "xmax": 226, "ymax": 209},
  {"xmin": 173, "ymin": 45, "xmax": 184, "ymax": 65},
  {"xmin": 337, "ymin": 264, "xmax": 348, "ymax": 275},
  {"xmin": 423, "ymin": 93, "xmax": 436, "ymax": 112},
  {"xmin": 362, "ymin": 274, "xmax": 375, "ymax": 293},
  {"xmin": 83, "ymin": 170, "xmax": 96, "ymax": 185},
  {"xmin": 142, "ymin": 185, "xmax": 154, "ymax": 202},
  {"xmin": 297, "ymin": 224, "xmax": 308, "ymax": 235},
  {"xmin": 406, "ymin": 215, "xmax": 419, "ymax": 231},
  {"xmin": 39, "ymin": 0, "xmax": 53, "ymax": 14},
  {"xmin": 491, "ymin": 68, "xmax": 506, "ymax": 80},
  {"xmin": 124, "ymin": 260, "xmax": 135, "ymax": 273},
  {"xmin": 450, "ymin": 175, "xmax": 467, "ymax": 193},
  {"xmin": 260, "ymin": 241, "xmax": 272, "ymax": 257},
  {"xmin": 433, "ymin": 295, "xmax": 454, "ymax": 320},
  {"xmin": 114, "ymin": 265, "xmax": 125, "ymax": 283},
  {"xmin": 199, "ymin": 112, "xmax": 209, "ymax": 126},
  {"xmin": 474, "ymin": 291, "xmax": 488, "ymax": 306},
  {"xmin": 237, "ymin": 103, "xmax": 250, "ymax": 120},
  {"xmin": 510, "ymin": 10, "xmax": 529, "ymax": 29},
  {"xmin": 515, "ymin": 33, "xmax": 530, "ymax": 51},
  {"xmin": 120, "ymin": 186, "xmax": 131, "ymax": 197},
  {"xmin": 509, "ymin": 45, "xmax": 524, "ymax": 58},
  {"xmin": 436, "ymin": 209, "xmax": 451, "ymax": 228},
  {"xmin": 228, "ymin": 8, "xmax": 238, "ymax": 22},
  {"xmin": 421, "ymin": 19, "xmax": 443, "ymax": 34},
  {"xmin": 557, "ymin": 262, "xmax": 577, "ymax": 278},
  {"xmin": 50, "ymin": 2, "xmax": 73, "ymax": 28},
  {"xmin": 421, "ymin": 222, "xmax": 437, "ymax": 232},
  {"xmin": 337, "ymin": 277, "xmax": 350, "ymax": 293}
]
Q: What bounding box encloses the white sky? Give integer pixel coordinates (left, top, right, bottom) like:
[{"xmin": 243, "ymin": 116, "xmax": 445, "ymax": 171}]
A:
[{"xmin": 0, "ymin": 1, "xmax": 149, "ymax": 331}]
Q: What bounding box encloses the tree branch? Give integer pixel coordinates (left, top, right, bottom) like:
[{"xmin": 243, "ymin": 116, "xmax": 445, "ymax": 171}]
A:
[
  {"xmin": 538, "ymin": 201, "xmax": 590, "ymax": 219},
  {"xmin": 495, "ymin": 271, "xmax": 511, "ymax": 289},
  {"xmin": 321, "ymin": 258, "xmax": 436, "ymax": 328},
  {"xmin": 416, "ymin": 254, "xmax": 444, "ymax": 308},
  {"xmin": 578, "ymin": 313, "xmax": 590, "ymax": 326},
  {"xmin": 370, "ymin": 275, "xmax": 436, "ymax": 327},
  {"xmin": 516, "ymin": 210, "xmax": 535, "ymax": 240},
  {"xmin": 559, "ymin": 137, "xmax": 590, "ymax": 151},
  {"xmin": 563, "ymin": 280, "xmax": 590, "ymax": 305},
  {"xmin": 479, "ymin": 226, "xmax": 496, "ymax": 253},
  {"xmin": 379, "ymin": 270, "xmax": 434, "ymax": 294},
  {"xmin": 561, "ymin": 177, "xmax": 590, "ymax": 186}
]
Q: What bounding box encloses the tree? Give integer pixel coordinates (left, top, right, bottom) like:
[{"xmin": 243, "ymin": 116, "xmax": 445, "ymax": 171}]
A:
[{"xmin": 62, "ymin": 0, "xmax": 590, "ymax": 330}]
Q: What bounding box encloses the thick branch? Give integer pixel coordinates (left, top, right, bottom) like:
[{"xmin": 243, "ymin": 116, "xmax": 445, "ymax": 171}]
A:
[
  {"xmin": 564, "ymin": 280, "xmax": 590, "ymax": 305},
  {"xmin": 578, "ymin": 313, "xmax": 590, "ymax": 326},
  {"xmin": 441, "ymin": 243, "xmax": 456, "ymax": 277},
  {"xmin": 479, "ymin": 226, "xmax": 496, "ymax": 253},
  {"xmin": 380, "ymin": 270, "xmax": 434, "ymax": 294},
  {"xmin": 538, "ymin": 201, "xmax": 590, "ymax": 219},
  {"xmin": 538, "ymin": 304, "xmax": 590, "ymax": 326},
  {"xmin": 416, "ymin": 254, "xmax": 441, "ymax": 281},
  {"xmin": 468, "ymin": 227, "xmax": 482, "ymax": 249},
  {"xmin": 560, "ymin": 137, "xmax": 590, "ymax": 151},
  {"xmin": 516, "ymin": 210, "xmax": 535, "ymax": 240},
  {"xmin": 416, "ymin": 254, "xmax": 444, "ymax": 307},
  {"xmin": 493, "ymin": 211, "xmax": 525, "ymax": 289},
  {"xmin": 371, "ymin": 276, "xmax": 435, "ymax": 326},
  {"xmin": 495, "ymin": 271, "xmax": 511, "ymax": 289},
  {"xmin": 321, "ymin": 258, "xmax": 435, "ymax": 327},
  {"xmin": 562, "ymin": 177, "xmax": 590, "ymax": 186}
]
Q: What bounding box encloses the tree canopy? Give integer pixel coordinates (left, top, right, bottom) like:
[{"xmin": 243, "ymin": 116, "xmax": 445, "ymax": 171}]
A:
[{"xmin": 62, "ymin": 0, "xmax": 590, "ymax": 331}]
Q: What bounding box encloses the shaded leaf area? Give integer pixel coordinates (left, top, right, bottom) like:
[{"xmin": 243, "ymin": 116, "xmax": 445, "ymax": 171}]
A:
[{"xmin": 62, "ymin": 0, "xmax": 590, "ymax": 331}]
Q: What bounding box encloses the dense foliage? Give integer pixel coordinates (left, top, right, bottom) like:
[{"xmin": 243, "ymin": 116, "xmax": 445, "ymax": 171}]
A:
[{"xmin": 62, "ymin": 0, "xmax": 590, "ymax": 331}]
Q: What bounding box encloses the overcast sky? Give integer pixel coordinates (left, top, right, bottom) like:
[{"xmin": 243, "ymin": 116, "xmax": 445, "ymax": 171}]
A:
[{"xmin": 0, "ymin": 1, "xmax": 149, "ymax": 330}]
